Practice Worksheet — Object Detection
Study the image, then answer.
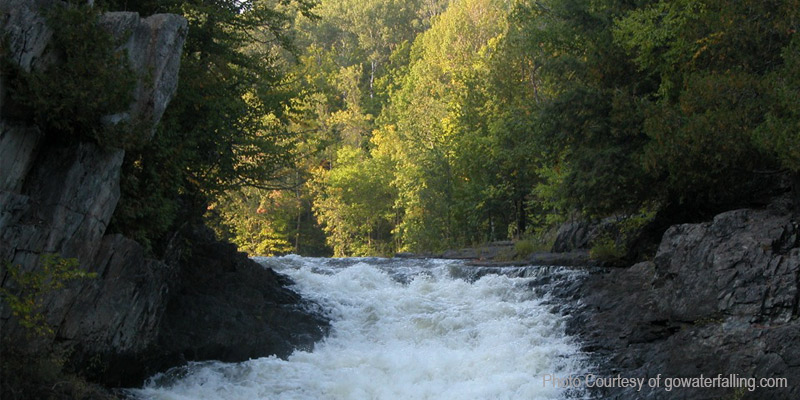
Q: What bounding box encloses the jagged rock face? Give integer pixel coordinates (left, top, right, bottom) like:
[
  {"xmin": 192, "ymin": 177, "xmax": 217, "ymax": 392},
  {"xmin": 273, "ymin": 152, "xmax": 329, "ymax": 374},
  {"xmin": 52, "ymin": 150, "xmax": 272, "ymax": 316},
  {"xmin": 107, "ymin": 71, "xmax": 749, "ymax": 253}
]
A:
[
  {"xmin": 565, "ymin": 200, "xmax": 800, "ymax": 399},
  {"xmin": 552, "ymin": 220, "xmax": 598, "ymax": 253},
  {"xmin": 67, "ymin": 228, "xmax": 329, "ymax": 388},
  {"xmin": 0, "ymin": 3, "xmax": 188, "ymax": 267},
  {"xmin": 0, "ymin": 0, "xmax": 53, "ymax": 194},
  {"xmin": 0, "ymin": 4, "xmax": 188, "ymax": 342},
  {"xmin": 55, "ymin": 235, "xmax": 176, "ymax": 356},
  {"xmin": 551, "ymin": 218, "xmax": 618, "ymax": 253},
  {"xmin": 653, "ymin": 207, "xmax": 799, "ymax": 323},
  {"xmin": 0, "ymin": 0, "xmax": 182, "ymax": 373},
  {"xmin": 0, "ymin": 1, "xmax": 188, "ymax": 141},
  {"xmin": 1, "ymin": 143, "xmax": 125, "ymax": 270},
  {"xmin": 0, "ymin": 0, "xmax": 58, "ymax": 74},
  {"xmin": 99, "ymin": 12, "xmax": 187, "ymax": 139},
  {"xmin": 0, "ymin": 124, "xmax": 43, "ymax": 193},
  {"xmin": 1, "ymin": 3, "xmax": 329, "ymax": 391}
]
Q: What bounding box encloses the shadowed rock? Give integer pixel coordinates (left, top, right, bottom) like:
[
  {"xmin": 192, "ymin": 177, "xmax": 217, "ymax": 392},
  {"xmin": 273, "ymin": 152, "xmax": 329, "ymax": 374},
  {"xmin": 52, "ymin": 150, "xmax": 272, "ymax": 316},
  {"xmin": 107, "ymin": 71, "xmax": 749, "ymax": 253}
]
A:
[
  {"xmin": 1, "ymin": 2, "xmax": 329, "ymax": 392},
  {"xmin": 558, "ymin": 198, "xmax": 800, "ymax": 399}
]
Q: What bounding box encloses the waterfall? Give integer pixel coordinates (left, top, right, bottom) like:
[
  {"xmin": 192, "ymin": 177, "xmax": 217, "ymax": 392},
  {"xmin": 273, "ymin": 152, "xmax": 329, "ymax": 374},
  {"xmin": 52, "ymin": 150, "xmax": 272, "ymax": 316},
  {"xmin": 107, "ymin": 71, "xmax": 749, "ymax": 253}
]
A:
[{"xmin": 128, "ymin": 256, "xmax": 589, "ymax": 400}]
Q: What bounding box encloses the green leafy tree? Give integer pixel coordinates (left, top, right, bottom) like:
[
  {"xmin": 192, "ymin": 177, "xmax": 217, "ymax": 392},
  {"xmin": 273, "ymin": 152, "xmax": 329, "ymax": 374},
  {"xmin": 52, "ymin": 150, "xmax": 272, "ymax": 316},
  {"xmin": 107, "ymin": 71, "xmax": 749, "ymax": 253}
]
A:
[
  {"xmin": 757, "ymin": 34, "xmax": 800, "ymax": 209},
  {"xmin": 100, "ymin": 0, "xmax": 800, "ymax": 257},
  {"xmin": 296, "ymin": 0, "xmax": 449, "ymax": 114},
  {"xmin": 105, "ymin": 0, "xmax": 313, "ymax": 251},
  {"xmin": 615, "ymin": 0, "xmax": 797, "ymax": 211},
  {"xmin": 311, "ymin": 146, "xmax": 397, "ymax": 256},
  {"xmin": 519, "ymin": 0, "xmax": 657, "ymax": 217},
  {"xmin": 224, "ymin": 0, "xmax": 451, "ymax": 257},
  {"xmin": 1, "ymin": 255, "xmax": 96, "ymax": 338},
  {"xmin": 757, "ymin": 35, "xmax": 800, "ymax": 173},
  {"xmin": 209, "ymin": 188, "xmax": 296, "ymax": 256},
  {"xmin": 379, "ymin": 0, "xmax": 561, "ymax": 250}
]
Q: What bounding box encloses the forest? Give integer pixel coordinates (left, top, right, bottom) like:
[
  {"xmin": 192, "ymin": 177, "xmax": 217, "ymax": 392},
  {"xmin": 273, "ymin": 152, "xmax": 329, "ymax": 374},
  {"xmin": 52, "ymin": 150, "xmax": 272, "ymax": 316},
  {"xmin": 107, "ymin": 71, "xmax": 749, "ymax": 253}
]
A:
[{"xmin": 91, "ymin": 0, "xmax": 799, "ymax": 258}]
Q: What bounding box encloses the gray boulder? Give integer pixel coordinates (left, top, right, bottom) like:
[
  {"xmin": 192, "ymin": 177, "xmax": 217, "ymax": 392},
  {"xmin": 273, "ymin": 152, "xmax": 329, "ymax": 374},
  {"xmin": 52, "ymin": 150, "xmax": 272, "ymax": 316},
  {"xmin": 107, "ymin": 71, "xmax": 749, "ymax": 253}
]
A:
[{"xmin": 565, "ymin": 199, "xmax": 800, "ymax": 399}]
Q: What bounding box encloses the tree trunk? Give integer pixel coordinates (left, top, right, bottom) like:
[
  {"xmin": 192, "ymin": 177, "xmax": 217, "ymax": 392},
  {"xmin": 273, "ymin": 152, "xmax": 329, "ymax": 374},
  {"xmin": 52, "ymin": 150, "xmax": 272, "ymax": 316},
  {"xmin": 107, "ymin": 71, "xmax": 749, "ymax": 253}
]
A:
[
  {"xmin": 369, "ymin": 60, "xmax": 376, "ymax": 99},
  {"xmin": 515, "ymin": 198, "xmax": 526, "ymax": 239}
]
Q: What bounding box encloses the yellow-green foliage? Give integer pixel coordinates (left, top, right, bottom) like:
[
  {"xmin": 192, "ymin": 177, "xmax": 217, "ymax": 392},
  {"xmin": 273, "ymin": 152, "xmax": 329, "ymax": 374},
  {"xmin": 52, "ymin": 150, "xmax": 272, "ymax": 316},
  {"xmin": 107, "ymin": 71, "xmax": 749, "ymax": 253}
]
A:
[
  {"xmin": 514, "ymin": 231, "xmax": 557, "ymax": 259},
  {"xmin": 209, "ymin": 188, "xmax": 296, "ymax": 256},
  {"xmin": 590, "ymin": 208, "xmax": 656, "ymax": 263},
  {"xmin": 589, "ymin": 235, "xmax": 625, "ymax": 262},
  {"xmin": 619, "ymin": 207, "xmax": 657, "ymax": 237},
  {"xmin": 513, "ymin": 240, "xmax": 537, "ymax": 259},
  {"xmin": 1, "ymin": 254, "xmax": 96, "ymax": 338},
  {"xmin": 311, "ymin": 146, "xmax": 398, "ymax": 257}
]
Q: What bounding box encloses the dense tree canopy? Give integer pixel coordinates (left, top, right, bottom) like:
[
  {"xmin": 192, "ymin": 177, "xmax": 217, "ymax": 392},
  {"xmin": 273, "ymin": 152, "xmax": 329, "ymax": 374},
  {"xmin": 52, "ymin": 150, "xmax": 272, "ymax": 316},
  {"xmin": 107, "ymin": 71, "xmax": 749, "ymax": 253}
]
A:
[
  {"xmin": 89, "ymin": 0, "xmax": 798, "ymax": 257},
  {"xmin": 99, "ymin": 0, "xmax": 314, "ymax": 250}
]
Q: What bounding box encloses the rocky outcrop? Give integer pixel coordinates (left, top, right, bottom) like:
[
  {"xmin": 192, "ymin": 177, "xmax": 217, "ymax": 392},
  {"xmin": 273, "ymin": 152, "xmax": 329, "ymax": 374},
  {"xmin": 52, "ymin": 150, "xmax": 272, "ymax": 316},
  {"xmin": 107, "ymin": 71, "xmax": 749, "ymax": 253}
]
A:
[
  {"xmin": 138, "ymin": 227, "xmax": 329, "ymax": 387},
  {"xmin": 56, "ymin": 235, "xmax": 177, "ymax": 379},
  {"xmin": 0, "ymin": 0, "xmax": 188, "ymax": 343},
  {"xmin": 1, "ymin": 142, "xmax": 125, "ymax": 270},
  {"xmin": 565, "ymin": 198, "xmax": 800, "ymax": 399},
  {"xmin": 1, "ymin": 0, "xmax": 57, "ymax": 74},
  {"xmin": 0, "ymin": 125, "xmax": 43, "ymax": 193},
  {"xmin": 98, "ymin": 12, "xmax": 185, "ymax": 138},
  {"xmin": 0, "ymin": 0, "xmax": 188, "ymax": 268},
  {"xmin": 1, "ymin": 1, "xmax": 186, "ymax": 136},
  {"xmin": 1, "ymin": 1, "xmax": 329, "ymax": 393},
  {"xmin": 552, "ymin": 220, "xmax": 600, "ymax": 253},
  {"xmin": 63, "ymin": 227, "xmax": 329, "ymax": 387}
]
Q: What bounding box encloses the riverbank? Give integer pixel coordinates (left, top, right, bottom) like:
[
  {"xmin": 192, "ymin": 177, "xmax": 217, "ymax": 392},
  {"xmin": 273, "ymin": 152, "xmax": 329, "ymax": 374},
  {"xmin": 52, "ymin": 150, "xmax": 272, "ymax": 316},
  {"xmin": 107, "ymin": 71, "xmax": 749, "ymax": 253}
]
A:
[
  {"xmin": 395, "ymin": 242, "xmax": 602, "ymax": 268},
  {"xmin": 399, "ymin": 197, "xmax": 799, "ymax": 399},
  {"xmin": 561, "ymin": 198, "xmax": 799, "ymax": 399}
]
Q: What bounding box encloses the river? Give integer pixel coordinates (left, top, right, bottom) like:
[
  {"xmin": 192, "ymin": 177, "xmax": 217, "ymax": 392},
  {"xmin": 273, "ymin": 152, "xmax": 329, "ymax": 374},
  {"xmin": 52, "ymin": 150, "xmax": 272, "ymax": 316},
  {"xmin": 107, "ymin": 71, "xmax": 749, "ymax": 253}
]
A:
[{"xmin": 128, "ymin": 256, "xmax": 590, "ymax": 399}]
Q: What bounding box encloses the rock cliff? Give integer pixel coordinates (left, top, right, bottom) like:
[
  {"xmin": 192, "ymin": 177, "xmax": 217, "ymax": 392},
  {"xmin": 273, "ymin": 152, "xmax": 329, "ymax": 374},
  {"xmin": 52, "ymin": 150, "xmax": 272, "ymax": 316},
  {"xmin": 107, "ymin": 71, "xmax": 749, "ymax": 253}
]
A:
[
  {"xmin": 0, "ymin": 0, "xmax": 328, "ymax": 392},
  {"xmin": 566, "ymin": 198, "xmax": 800, "ymax": 399}
]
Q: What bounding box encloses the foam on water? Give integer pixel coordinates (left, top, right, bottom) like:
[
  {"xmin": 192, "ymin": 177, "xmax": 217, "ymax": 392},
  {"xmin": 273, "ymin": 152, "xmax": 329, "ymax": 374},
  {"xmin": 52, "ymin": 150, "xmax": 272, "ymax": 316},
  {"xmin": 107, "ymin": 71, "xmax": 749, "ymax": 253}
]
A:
[{"xmin": 129, "ymin": 256, "xmax": 588, "ymax": 400}]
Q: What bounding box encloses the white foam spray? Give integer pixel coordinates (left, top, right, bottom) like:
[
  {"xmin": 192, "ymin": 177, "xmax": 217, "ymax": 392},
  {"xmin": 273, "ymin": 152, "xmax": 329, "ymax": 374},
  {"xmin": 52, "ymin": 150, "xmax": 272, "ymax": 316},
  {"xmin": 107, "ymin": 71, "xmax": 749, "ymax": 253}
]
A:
[{"xmin": 129, "ymin": 256, "xmax": 588, "ymax": 400}]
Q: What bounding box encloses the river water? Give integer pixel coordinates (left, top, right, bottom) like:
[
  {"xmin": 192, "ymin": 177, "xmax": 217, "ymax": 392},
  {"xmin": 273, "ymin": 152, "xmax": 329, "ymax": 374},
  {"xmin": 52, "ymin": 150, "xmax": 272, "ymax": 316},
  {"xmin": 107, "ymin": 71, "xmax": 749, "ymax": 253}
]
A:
[{"xmin": 128, "ymin": 256, "xmax": 589, "ymax": 400}]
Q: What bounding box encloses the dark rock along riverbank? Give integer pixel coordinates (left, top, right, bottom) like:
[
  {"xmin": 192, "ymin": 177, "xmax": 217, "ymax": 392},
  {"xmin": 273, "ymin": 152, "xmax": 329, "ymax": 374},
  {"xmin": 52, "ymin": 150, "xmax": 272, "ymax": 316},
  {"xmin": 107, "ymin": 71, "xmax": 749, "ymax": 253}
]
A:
[
  {"xmin": 398, "ymin": 198, "xmax": 799, "ymax": 398},
  {"xmin": 557, "ymin": 198, "xmax": 800, "ymax": 400},
  {"xmin": 0, "ymin": 0, "xmax": 328, "ymax": 391}
]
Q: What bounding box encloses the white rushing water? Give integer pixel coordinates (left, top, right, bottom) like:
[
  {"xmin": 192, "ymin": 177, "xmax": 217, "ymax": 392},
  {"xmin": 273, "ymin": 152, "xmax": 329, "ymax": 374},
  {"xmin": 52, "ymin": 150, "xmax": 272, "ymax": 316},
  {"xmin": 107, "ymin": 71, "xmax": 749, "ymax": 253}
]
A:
[{"xmin": 130, "ymin": 256, "xmax": 588, "ymax": 400}]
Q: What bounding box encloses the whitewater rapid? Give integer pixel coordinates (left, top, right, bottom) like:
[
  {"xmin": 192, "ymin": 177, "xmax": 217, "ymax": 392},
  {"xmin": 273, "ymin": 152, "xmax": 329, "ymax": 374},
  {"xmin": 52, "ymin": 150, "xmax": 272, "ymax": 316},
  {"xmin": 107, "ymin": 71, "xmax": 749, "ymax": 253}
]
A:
[{"xmin": 129, "ymin": 256, "xmax": 589, "ymax": 400}]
